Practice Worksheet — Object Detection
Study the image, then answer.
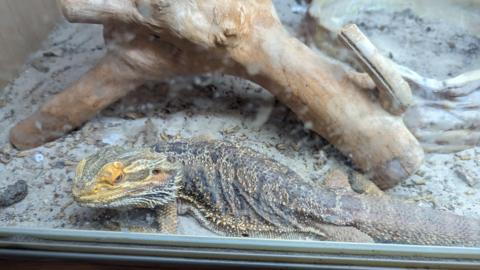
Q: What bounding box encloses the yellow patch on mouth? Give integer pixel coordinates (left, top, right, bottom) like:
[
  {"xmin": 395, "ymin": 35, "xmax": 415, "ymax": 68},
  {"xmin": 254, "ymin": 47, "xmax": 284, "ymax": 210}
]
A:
[{"xmin": 75, "ymin": 171, "xmax": 171, "ymax": 204}]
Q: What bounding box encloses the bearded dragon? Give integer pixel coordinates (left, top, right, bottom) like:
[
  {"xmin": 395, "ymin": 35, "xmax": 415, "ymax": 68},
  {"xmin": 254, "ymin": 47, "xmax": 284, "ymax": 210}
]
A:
[{"xmin": 72, "ymin": 140, "xmax": 480, "ymax": 246}]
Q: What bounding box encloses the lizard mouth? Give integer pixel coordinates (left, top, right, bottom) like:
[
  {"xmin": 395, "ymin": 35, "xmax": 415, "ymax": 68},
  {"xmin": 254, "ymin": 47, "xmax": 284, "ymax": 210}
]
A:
[{"xmin": 73, "ymin": 173, "xmax": 172, "ymax": 206}]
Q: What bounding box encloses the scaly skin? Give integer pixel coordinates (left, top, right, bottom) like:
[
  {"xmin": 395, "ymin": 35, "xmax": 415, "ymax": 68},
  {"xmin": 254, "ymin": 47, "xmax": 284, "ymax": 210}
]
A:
[{"xmin": 73, "ymin": 140, "xmax": 480, "ymax": 246}]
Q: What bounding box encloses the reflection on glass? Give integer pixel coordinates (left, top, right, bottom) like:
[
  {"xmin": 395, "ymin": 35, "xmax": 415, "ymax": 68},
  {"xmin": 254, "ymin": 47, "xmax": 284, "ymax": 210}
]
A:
[{"xmin": 0, "ymin": 0, "xmax": 478, "ymax": 249}]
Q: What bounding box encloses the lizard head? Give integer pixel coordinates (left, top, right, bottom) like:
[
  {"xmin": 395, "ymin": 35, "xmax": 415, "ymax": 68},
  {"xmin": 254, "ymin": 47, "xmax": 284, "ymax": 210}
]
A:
[{"xmin": 72, "ymin": 146, "xmax": 181, "ymax": 209}]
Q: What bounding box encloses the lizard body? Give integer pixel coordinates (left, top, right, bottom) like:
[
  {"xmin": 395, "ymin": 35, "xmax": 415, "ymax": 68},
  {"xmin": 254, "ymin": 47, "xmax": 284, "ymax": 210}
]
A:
[{"xmin": 73, "ymin": 140, "xmax": 480, "ymax": 246}]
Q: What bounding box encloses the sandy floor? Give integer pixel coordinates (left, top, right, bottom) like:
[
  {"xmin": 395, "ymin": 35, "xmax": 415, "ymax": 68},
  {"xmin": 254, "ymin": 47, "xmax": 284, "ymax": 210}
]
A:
[{"xmin": 0, "ymin": 1, "xmax": 478, "ymax": 239}]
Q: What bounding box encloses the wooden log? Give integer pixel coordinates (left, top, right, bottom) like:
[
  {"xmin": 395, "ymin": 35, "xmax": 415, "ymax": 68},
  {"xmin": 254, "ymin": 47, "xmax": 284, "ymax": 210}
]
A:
[
  {"xmin": 10, "ymin": 53, "xmax": 143, "ymax": 149},
  {"xmin": 10, "ymin": 0, "xmax": 424, "ymax": 188}
]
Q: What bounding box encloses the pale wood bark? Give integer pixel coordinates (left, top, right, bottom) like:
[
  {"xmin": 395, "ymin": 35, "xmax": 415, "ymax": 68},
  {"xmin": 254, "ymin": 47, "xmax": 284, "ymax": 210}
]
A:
[{"xmin": 10, "ymin": 0, "xmax": 424, "ymax": 188}]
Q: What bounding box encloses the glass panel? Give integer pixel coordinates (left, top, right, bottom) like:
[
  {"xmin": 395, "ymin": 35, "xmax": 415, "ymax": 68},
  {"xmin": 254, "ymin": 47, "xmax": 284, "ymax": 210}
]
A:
[{"xmin": 0, "ymin": 0, "xmax": 479, "ymax": 254}]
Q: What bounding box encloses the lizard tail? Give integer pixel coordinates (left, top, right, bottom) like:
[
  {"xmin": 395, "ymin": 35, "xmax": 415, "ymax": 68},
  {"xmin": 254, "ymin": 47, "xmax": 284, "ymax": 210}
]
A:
[{"xmin": 351, "ymin": 194, "xmax": 480, "ymax": 247}]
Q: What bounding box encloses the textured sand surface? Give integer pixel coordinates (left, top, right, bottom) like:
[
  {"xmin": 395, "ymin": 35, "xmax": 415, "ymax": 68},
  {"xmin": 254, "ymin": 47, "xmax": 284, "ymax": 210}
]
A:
[{"xmin": 0, "ymin": 0, "xmax": 478, "ymax": 241}]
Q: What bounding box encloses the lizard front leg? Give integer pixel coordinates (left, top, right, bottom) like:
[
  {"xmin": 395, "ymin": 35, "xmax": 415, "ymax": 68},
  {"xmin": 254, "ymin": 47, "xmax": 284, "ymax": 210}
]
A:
[{"xmin": 156, "ymin": 201, "xmax": 178, "ymax": 234}]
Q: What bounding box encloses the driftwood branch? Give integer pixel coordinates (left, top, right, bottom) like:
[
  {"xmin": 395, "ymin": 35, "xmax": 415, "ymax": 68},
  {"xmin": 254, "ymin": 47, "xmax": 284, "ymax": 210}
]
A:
[{"xmin": 10, "ymin": 0, "xmax": 424, "ymax": 188}]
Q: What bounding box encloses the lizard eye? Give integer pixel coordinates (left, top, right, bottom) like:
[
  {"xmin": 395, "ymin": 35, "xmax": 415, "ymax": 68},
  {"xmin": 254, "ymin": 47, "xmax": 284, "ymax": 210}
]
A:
[
  {"xmin": 152, "ymin": 169, "xmax": 162, "ymax": 175},
  {"xmin": 114, "ymin": 174, "xmax": 124, "ymax": 183}
]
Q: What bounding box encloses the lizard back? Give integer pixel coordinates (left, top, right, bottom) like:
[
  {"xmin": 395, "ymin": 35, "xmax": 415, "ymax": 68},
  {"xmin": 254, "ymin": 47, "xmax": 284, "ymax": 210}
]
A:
[{"xmin": 153, "ymin": 140, "xmax": 480, "ymax": 246}]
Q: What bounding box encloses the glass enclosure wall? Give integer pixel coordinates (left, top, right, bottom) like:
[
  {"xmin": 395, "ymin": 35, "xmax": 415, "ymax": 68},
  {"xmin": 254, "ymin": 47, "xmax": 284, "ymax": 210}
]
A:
[{"xmin": 0, "ymin": 0, "xmax": 479, "ymax": 250}]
